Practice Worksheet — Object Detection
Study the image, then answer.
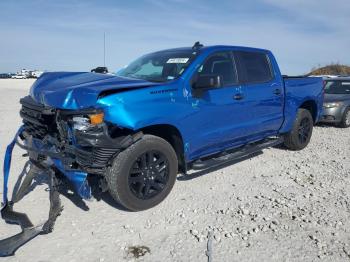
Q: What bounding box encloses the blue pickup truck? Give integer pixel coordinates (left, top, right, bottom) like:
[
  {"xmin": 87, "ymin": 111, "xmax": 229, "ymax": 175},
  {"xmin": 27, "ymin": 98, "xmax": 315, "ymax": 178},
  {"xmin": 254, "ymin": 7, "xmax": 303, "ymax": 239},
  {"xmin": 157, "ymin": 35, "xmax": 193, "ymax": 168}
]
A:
[{"xmin": 9, "ymin": 43, "xmax": 324, "ymax": 212}]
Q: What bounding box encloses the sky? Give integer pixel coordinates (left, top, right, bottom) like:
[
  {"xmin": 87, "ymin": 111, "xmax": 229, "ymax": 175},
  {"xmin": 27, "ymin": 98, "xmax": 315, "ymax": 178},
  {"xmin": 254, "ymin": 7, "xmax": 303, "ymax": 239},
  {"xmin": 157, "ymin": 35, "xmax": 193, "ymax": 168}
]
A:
[{"xmin": 0, "ymin": 0, "xmax": 349, "ymax": 75}]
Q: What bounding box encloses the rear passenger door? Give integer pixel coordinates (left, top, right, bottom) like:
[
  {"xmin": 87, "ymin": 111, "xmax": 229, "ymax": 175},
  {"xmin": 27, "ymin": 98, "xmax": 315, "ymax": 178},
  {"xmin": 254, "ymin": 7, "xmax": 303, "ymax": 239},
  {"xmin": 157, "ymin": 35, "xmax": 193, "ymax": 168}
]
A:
[{"xmin": 235, "ymin": 51, "xmax": 284, "ymax": 138}]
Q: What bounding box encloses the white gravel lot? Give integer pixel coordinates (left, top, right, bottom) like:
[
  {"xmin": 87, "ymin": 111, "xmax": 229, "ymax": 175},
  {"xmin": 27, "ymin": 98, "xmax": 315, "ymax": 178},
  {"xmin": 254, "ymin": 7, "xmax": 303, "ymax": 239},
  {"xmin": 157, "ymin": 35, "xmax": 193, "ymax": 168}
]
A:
[{"xmin": 0, "ymin": 79, "xmax": 349, "ymax": 262}]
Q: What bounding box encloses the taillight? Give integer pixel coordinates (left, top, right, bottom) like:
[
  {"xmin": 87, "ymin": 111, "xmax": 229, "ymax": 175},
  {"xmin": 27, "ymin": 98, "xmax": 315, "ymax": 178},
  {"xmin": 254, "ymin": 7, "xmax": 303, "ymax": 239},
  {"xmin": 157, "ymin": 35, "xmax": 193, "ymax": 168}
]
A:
[{"xmin": 322, "ymin": 80, "xmax": 326, "ymax": 95}]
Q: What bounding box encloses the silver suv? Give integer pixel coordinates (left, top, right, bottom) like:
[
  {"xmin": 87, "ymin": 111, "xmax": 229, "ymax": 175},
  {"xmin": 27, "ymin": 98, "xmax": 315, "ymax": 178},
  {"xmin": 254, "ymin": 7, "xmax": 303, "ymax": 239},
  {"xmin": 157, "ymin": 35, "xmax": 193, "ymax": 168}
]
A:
[{"xmin": 321, "ymin": 77, "xmax": 350, "ymax": 128}]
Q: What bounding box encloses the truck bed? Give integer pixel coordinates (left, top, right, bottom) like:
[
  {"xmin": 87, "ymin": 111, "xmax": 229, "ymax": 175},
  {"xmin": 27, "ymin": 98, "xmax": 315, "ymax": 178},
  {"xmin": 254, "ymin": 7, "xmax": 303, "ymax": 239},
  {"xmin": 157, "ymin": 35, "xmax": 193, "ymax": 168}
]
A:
[{"xmin": 279, "ymin": 76, "xmax": 324, "ymax": 133}]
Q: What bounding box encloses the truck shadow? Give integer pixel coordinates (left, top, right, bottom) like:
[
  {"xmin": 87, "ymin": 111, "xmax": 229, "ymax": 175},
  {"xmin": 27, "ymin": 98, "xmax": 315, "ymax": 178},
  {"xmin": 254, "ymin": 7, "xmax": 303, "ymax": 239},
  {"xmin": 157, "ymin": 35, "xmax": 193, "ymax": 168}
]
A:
[
  {"xmin": 95, "ymin": 153, "xmax": 265, "ymax": 210},
  {"xmin": 58, "ymin": 174, "xmax": 128, "ymax": 211},
  {"xmin": 93, "ymin": 192, "xmax": 129, "ymax": 211},
  {"xmin": 178, "ymin": 151, "xmax": 263, "ymax": 181},
  {"xmin": 88, "ymin": 176, "xmax": 129, "ymax": 211},
  {"xmin": 315, "ymin": 123, "xmax": 341, "ymax": 128},
  {"xmin": 11, "ymin": 148, "xmax": 272, "ymax": 212}
]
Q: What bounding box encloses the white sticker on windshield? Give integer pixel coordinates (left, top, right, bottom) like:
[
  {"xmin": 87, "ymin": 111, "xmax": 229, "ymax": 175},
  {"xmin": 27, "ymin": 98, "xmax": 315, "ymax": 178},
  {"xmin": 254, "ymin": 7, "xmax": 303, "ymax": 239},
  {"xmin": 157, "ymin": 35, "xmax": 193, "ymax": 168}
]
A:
[
  {"xmin": 342, "ymin": 82, "xmax": 350, "ymax": 85},
  {"xmin": 167, "ymin": 58, "xmax": 189, "ymax": 64}
]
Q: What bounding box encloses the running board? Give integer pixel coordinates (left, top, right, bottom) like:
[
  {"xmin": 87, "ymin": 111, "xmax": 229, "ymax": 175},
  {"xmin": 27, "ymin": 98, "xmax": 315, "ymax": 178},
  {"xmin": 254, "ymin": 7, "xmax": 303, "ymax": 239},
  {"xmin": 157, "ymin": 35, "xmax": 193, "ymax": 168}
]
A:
[{"xmin": 190, "ymin": 137, "xmax": 284, "ymax": 171}]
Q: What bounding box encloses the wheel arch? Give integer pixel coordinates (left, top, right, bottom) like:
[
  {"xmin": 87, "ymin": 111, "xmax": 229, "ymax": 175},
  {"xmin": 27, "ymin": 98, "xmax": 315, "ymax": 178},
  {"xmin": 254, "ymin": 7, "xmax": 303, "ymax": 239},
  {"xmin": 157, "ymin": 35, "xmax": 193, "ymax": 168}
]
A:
[
  {"xmin": 138, "ymin": 124, "xmax": 186, "ymax": 174},
  {"xmin": 299, "ymin": 99, "xmax": 318, "ymax": 123}
]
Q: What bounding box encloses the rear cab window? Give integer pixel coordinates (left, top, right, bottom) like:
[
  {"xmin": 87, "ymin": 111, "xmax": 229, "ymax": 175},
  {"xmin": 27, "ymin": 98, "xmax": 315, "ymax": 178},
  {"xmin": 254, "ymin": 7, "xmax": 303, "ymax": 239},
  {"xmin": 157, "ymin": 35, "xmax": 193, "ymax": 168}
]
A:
[{"xmin": 235, "ymin": 51, "xmax": 274, "ymax": 84}]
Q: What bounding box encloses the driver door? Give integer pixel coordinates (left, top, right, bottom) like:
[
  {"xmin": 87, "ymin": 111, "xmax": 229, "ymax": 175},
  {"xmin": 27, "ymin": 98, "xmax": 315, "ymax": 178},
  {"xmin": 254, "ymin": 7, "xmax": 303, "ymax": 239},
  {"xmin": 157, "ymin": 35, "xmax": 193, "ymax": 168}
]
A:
[{"xmin": 187, "ymin": 51, "xmax": 248, "ymax": 160}]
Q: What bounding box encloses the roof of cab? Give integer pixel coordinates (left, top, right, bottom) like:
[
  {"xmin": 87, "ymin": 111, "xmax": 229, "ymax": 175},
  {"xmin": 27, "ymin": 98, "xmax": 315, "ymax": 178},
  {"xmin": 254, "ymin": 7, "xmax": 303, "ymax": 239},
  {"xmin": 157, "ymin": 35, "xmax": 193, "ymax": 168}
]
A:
[{"xmin": 155, "ymin": 45, "xmax": 271, "ymax": 54}]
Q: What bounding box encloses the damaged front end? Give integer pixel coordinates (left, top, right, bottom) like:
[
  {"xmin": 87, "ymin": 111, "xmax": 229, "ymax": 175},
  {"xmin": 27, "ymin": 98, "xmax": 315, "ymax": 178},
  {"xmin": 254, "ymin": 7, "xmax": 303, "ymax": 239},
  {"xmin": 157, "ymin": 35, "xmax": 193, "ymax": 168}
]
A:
[{"xmin": 0, "ymin": 96, "xmax": 141, "ymax": 256}]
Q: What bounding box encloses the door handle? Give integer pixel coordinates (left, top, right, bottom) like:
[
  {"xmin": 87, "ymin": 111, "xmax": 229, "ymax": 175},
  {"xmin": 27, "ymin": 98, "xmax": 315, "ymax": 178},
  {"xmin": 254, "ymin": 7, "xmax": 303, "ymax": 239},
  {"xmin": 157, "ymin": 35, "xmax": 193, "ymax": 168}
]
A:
[
  {"xmin": 273, "ymin": 89, "xmax": 282, "ymax": 95},
  {"xmin": 233, "ymin": 94, "xmax": 244, "ymax": 100}
]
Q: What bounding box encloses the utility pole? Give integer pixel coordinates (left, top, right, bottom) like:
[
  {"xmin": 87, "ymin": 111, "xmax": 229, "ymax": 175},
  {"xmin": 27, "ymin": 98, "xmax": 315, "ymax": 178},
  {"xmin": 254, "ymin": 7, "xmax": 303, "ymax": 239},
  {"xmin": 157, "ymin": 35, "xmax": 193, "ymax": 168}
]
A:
[{"xmin": 103, "ymin": 32, "xmax": 106, "ymax": 67}]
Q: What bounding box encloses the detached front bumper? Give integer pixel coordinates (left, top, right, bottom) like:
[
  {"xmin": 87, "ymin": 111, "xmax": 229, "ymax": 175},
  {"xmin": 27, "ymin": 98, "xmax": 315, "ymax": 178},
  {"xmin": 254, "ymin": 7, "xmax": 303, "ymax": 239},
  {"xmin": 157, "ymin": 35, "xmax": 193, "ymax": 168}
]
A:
[
  {"xmin": 22, "ymin": 135, "xmax": 92, "ymax": 199},
  {"xmin": 1, "ymin": 127, "xmax": 62, "ymax": 257},
  {"xmin": 1, "ymin": 97, "xmax": 143, "ymax": 256}
]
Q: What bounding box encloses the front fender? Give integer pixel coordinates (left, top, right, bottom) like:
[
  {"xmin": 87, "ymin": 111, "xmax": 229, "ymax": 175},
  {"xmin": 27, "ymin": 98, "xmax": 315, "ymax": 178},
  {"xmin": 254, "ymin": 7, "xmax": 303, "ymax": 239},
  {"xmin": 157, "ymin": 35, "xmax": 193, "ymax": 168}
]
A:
[{"xmin": 97, "ymin": 85, "xmax": 185, "ymax": 131}]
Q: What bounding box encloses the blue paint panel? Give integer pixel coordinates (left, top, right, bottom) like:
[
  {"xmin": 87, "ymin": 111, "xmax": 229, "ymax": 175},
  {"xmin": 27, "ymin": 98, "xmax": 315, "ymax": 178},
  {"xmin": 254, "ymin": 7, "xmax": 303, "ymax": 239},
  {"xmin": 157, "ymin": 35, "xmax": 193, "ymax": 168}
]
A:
[
  {"xmin": 51, "ymin": 159, "xmax": 91, "ymax": 199},
  {"xmin": 2, "ymin": 126, "xmax": 24, "ymax": 205},
  {"xmin": 280, "ymin": 77, "xmax": 324, "ymax": 133}
]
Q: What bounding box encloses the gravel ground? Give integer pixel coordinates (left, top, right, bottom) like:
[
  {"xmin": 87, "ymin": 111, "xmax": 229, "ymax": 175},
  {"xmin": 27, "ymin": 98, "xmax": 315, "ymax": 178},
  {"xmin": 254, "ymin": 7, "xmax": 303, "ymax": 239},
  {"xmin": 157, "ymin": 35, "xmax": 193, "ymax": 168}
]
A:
[{"xmin": 0, "ymin": 79, "xmax": 349, "ymax": 262}]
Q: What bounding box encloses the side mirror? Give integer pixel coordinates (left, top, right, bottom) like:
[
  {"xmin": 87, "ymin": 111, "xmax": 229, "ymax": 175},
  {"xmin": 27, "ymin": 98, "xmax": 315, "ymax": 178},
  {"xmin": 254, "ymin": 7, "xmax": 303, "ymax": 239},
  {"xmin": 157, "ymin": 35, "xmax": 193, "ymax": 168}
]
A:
[{"xmin": 192, "ymin": 74, "xmax": 223, "ymax": 90}]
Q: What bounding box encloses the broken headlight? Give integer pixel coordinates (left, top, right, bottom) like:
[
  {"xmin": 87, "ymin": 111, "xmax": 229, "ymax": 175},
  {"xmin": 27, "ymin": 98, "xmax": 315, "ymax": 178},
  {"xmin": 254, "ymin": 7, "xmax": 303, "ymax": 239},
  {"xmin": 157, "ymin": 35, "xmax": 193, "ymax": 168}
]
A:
[{"xmin": 72, "ymin": 112, "xmax": 104, "ymax": 131}]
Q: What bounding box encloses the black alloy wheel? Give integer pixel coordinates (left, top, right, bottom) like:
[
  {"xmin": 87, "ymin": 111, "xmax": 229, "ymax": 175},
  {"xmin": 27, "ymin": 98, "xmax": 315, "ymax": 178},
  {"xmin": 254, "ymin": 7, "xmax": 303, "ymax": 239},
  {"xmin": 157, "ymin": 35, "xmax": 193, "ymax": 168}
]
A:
[
  {"xmin": 284, "ymin": 108, "xmax": 313, "ymax": 151},
  {"xmin": 128, "ymin": 150, "xmax": 169, "ymax": 200},
  {"xmin": 298, "ymin": 117, "xmax": 312, "ymax": 144},
  {"xmin": 106, "ymin": 135, "xmax": 178, "ymax": 211}
]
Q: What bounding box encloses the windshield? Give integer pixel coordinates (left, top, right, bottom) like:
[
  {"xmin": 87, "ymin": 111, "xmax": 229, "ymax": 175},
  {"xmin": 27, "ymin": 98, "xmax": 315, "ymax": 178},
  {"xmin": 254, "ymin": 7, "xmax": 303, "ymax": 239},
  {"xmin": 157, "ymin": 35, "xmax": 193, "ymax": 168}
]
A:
[
  {"xmin": 325, "ymin": 80, "xmax": 350, "ymax": 94},
  {"xmin": 116, "ymin": 50, "xmax": 198, "ymax": 82}
]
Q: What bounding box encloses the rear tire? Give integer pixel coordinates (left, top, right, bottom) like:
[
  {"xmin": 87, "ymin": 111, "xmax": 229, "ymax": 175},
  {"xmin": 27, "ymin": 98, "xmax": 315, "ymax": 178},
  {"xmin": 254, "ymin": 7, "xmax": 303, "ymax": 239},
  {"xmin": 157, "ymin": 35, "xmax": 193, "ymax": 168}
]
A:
[
  {"xmin": 339, "ymin": 108, "xmax": 350, "ymax": 128},
  {"xmin": 284, "ymin": 109, "xmax": 313, "ymax": 151},
  {"xmin": 105, "ymin": 135, "xmax": 178, "ymax": 211}
]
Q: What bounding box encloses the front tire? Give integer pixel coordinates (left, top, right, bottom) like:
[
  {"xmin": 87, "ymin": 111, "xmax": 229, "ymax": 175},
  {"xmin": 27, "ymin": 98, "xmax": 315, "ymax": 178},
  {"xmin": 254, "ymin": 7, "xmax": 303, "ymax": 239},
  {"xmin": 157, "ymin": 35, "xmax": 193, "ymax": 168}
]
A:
[
  {"xmin": 284, "ymin": 109, "xmax": 313, "ymax": 150},
  {"xmin": 106, "ymin": 135, "xmax": 178, "ymax": 211},
  {"xmin": 339, "ymin": 108, "xmax": 350, "ymax": 128}
]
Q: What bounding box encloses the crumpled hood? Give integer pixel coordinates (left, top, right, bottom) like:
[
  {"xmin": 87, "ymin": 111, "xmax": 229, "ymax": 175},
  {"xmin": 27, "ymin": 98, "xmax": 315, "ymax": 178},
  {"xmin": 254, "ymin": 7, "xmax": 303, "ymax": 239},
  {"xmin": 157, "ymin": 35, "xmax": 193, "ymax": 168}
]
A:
[
  {"xmin": 31, "ymin": 72, "xmax": 160, "ymax": 109},
  {"xmin": 324, "ymin": 93, "xmax": 350, "ymax": 103}
]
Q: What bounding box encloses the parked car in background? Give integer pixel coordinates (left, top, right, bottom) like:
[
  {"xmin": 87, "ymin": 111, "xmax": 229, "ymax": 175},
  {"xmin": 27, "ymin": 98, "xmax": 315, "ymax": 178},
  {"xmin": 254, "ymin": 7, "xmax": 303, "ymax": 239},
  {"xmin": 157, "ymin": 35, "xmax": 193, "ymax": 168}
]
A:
[
  {"xmin": 321, "ymin": 77, "xmax": 350, "ymax": 127},
  {"xmin": 12, "ymin": 74, "xmax": 27, "ymax": 79},
  {"xmin": 91, "ymin": 66, "xmax": 108, "ymax": 74},
  {"xmin": 11, "ymin": 69, "xmax": 30, "ymax": 79},
  {"xmin": 0, "ymin": 73, "xmax": 12, "ymax": 79},
  {"xmin": 28, "ymin": 70, "xmax": 44, "ymax": 78}
]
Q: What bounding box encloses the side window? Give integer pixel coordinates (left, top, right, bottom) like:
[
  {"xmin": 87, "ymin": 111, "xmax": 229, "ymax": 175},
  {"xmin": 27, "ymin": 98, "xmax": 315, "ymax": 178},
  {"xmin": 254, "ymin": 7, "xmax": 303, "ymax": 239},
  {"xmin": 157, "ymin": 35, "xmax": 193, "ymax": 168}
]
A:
[
  {"xmin": 196, "ymin": 52, "xmax": 237, "ymax": 86},
  {"xmin": 236, "ymin": 51, "xmax": 273, "ymax": 84}
]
